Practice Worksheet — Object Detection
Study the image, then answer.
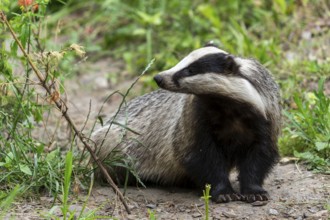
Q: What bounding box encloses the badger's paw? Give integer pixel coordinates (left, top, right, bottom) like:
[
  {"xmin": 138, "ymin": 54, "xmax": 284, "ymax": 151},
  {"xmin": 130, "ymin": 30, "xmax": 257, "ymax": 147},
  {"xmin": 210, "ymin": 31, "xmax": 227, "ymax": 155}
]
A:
[
  {"xmin": 213, "ymin": 193, "xmax": 242, "ymax": 203},
  {"xmin": 241, "ymin": 185, "xmax": 270, "ymax": 203},
  {"xmin": 241, "ymin": 192, "xmax": 270, "ymax": 203}
]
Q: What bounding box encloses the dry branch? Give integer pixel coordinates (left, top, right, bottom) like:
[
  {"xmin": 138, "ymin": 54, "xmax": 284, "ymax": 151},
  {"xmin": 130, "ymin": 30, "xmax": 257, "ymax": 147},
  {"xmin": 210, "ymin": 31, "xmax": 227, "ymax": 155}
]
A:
[{"xmin": 0, "ymin": 11, "xmax": 131, "ymax": 214}]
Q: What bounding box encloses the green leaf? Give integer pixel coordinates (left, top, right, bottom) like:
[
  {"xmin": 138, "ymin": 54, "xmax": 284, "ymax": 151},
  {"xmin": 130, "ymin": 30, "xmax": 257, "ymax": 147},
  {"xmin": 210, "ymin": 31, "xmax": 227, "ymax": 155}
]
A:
[
  {"xmin": 19, "ymin": 164, "xmax": 32, "ymax": 176},
  {"xmin": 112, "ymin": 121, "xmax": 140, "ymax": 135},
  {"xmin": 97, "ymin": 116, "xmax": 104, "ymax": 127},
  {"xmin": 315, "ymin": 142, "xmax": 329, "ymax": 151},
  {"xmin": 45, "ymin": 148, "xmax": 58, "ymax": 162},
  {"xmin": 294, "ymin": 151, "xmax": 314, "ymax": 160},
  {"xmin": 135, "ymin": 11, "xmax": 162, "ymax": 26},
  {"xmin": 63, "ymin": 151, "xmax": 73, "ymax": 202},
  {"xmin": 5, "ymin": 152, "xmax": 14, "ymax": 164},
  {"xmin": 273, "ymin": 0, "xmax": 287, "ymax": 14}
]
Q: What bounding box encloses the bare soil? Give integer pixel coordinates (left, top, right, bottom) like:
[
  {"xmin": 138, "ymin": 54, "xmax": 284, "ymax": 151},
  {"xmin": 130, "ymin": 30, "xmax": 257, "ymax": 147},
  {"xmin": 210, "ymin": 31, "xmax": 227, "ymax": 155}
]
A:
[{"xmin": 7, "ymin": 58, "xmax": 330, "ymax": 220}]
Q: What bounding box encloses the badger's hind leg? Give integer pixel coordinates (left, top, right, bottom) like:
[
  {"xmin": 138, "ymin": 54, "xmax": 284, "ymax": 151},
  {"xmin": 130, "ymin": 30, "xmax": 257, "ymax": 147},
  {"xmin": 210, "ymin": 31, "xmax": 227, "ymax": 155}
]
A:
[{"xmin": 92, "ymin": 125, "xmax": 135, "ymax": 185}]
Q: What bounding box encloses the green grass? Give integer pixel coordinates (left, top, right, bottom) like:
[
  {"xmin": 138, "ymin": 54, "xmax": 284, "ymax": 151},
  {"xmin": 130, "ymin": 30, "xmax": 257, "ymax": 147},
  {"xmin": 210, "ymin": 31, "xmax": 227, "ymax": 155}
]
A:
[{"xmin": 0, "ymin": 185, "xmax": 21, "ymax": 219}]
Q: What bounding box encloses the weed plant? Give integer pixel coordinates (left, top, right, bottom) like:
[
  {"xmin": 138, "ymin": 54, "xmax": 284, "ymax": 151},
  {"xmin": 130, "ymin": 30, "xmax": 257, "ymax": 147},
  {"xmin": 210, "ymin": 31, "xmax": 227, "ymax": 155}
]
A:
[
  {"xmin": 0, "ymin": 0, "xmax": 66, "ymax": 197},
  {"xmin": 202, "ymin": 184, "xmax": 211, "ymax": 220},
  {"xmin": 0, "ymin": 0, "xmax": 93, "ymax": 215},
  {"xmin": 281, "ymin": 79, "xmax": 330, "ymax": 173}
]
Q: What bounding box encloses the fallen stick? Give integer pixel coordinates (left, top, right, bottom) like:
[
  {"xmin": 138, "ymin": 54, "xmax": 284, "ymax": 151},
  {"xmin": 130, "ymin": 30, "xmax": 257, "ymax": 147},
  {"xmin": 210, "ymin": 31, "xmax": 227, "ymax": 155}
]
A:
[{"xmin": 0, "ymin": 11, "xmax": 131, "ymax": 214}]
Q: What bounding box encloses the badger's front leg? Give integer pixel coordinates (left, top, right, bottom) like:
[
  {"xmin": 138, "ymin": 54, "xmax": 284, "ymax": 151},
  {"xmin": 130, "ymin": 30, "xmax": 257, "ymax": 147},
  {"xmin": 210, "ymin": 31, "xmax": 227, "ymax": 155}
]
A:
[
  {"xmin": 182, "ymin": 143, "xmax": 241, "ymax": 203},
  {"xmin": 238, "ymin": 140, "xmax": 279, "ymax": 203}
]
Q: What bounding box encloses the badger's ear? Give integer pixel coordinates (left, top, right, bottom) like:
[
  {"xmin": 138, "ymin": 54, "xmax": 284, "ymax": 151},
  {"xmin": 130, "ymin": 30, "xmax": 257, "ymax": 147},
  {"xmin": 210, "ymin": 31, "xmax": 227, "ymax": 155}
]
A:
[
  {"xmin": 204, "ymin": 40, "xmax": 219, "ymax": 48},
  {"xmin": 225, "ymin": 55, "xmax": 240, "ymax": 74}
]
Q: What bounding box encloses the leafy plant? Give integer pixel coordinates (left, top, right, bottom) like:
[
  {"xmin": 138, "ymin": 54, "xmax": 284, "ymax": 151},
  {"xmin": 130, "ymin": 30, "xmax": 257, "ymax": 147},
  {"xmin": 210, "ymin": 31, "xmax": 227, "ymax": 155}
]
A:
[
  {"xmin": 281, "ymin": 79, "xmax": 330, "ymax": 173},
  {"xmin": 148, "ymin": 209, "xmax": 156, "ymax": 220}
]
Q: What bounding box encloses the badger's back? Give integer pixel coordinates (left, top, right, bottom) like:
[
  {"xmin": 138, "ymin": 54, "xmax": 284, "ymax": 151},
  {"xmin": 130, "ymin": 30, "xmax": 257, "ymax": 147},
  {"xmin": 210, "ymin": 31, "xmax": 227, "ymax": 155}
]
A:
[{"xmin": 92, "ymin": 90, "xmax": 191, "ymax": 185}]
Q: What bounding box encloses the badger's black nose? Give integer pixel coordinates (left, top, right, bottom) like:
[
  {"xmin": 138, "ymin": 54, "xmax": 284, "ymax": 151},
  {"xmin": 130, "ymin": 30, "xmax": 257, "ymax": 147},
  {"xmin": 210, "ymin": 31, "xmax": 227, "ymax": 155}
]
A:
[{"xmin": 153, "ymin": 75, "xmax": 164, "ymax": 86}]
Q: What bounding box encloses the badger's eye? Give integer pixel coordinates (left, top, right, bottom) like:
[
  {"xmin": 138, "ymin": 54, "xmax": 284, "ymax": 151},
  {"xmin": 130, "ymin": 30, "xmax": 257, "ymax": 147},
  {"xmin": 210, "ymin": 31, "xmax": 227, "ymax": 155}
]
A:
[{"xmin": 182, "ymin": 68, "xmax": 192, "ymax": 76}]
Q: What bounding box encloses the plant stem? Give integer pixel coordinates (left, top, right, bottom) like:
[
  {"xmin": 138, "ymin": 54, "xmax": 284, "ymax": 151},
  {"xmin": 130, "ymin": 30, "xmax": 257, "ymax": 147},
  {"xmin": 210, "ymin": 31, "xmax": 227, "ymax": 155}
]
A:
[{"xmin": 0, "ymin": 11, "xmax": 131, "ymax": 214}]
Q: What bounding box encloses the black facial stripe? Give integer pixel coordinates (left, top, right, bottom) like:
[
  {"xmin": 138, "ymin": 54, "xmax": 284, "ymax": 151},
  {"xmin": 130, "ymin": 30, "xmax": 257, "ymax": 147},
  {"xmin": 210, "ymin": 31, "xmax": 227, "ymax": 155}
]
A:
[
  {"xmin": 173, "ymin": 68, "xmax": 190, "ymax": 86},
  {"xmin": 188, "ymin": 53, "xmax": 235, "ymax": 75},
  {"xmin": 172, "ymin": 53, "xmax": 240, "ymax": 86}
]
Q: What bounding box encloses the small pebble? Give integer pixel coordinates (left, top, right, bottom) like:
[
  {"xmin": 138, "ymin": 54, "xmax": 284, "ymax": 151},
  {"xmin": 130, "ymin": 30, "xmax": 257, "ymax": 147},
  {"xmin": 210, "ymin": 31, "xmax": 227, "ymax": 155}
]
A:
[
  {"xmin": 311, "ymin": 210, "xmax": 328, "ymax": 217},
  {"xmin": 146, "ymin": 204, "xmax": 157, "ymax": 209},
  {"xmin": 192, "ymin": 212, "xmax": 202, "ymax": 218},
  {"xmin": 128, "ymin": 204, "xmax": 137, "ymax": 210},
  {"xmin": 251, "ymin": 201, "xmax": 268, "ymax": 206},
  {"xmin": 127, "ymin": 214, "xmax": 138, "ymax": 220},
  {"xmin": 269, "ymin": 208, "xmax": 279, "ymax": 215},
  {"xmin": 223, "ymin": 209, "xmax": 237, "ymax": 218},
  {"xmin": 196, "ymin": 203, "xmax": 204, "ymax": 207},
  {"xmin": 307, "ymin": 206, "xmax": 318, "ymax": 213}
]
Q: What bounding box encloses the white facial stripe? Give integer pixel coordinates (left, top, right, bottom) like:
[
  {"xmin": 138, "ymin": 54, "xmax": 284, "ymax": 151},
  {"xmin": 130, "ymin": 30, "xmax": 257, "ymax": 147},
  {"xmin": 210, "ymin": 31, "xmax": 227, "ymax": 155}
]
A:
[
  {"xmin": 235, "ymin": 57, "xmax": 258, "ymax": 76},
  {"xmin": 159, "ymin": 47, "xmax": 228, "ymax": 76},
  {"xmin": 183, "ymin": 74, "xmax": 267, "ymax": 118}
]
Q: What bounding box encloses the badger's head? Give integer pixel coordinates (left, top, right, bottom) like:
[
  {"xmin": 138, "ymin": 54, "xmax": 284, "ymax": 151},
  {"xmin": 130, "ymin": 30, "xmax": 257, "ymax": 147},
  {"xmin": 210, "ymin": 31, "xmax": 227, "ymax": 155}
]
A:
[{"xmin": 154, "ymin": 46, "xmax": 278, "ymax": 119}]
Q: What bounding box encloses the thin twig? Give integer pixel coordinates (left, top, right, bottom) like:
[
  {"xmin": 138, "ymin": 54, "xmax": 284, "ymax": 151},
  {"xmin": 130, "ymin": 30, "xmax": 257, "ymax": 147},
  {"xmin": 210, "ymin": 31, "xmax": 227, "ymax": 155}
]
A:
[
  {"xmin": 295, "ymin": 161, "xmax": 302, "ymax": 174},
  {"xmin": 88, "ymin": 90, "xmax": 120, "ymax": 139},
  {"xmin": 80, "ymin": 99, "xmax": 92, "ymax": 133},
  {"xmin": 79, "ymin": 90, "xmax": 122, "ymax": 166},
  {"xmin": 0, "ymin": 11, "xmax": 131, "ymax": 214}
]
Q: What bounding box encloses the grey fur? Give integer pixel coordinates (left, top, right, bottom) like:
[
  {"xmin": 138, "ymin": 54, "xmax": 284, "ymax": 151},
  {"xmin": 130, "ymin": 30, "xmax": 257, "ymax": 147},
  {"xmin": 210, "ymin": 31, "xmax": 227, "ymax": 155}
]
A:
[{"xmin": 92, "ymin": 90, "xmax": 191, "ymax": 184}]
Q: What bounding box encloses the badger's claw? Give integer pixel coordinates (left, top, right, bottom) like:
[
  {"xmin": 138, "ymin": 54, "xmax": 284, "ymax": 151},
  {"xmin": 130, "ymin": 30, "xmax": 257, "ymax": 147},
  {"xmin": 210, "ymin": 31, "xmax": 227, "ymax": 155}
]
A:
[
  {"xmin": 214, "ymin": 193, "xmax": 242, "ymax": 203},
  {"xmin": 242, "ymin": 192, "xmax": 270, "ymax": 203}
]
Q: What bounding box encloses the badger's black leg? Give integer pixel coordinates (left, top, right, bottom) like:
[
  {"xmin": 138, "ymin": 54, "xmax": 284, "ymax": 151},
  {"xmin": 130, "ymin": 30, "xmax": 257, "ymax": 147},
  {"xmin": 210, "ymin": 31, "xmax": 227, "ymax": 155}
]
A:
[
  {"xmin": 211, "ymin": 178, "xmax": 241, "ymax": 203},
  {"xmin": 238, "ymin": 141, "xmax": 279, "ymax": 203},
  {"xmin": 182, "ymin": 143, "xmax": 240, "ymax": 203}
]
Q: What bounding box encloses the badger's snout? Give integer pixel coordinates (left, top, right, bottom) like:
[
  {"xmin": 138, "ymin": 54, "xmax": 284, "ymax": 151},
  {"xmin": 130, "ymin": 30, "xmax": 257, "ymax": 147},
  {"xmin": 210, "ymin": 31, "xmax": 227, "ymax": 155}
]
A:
[{"xmin": 154, "ymin": 75, "xmax": 164, "ymax": 87}]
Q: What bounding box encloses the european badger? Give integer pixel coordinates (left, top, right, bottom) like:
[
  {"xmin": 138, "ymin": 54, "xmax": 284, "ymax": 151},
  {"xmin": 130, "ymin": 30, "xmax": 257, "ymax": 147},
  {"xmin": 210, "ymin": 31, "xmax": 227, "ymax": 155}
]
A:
[{"xmin": 92, "ymin": 45, "xmax": 281, "ymax": 203}]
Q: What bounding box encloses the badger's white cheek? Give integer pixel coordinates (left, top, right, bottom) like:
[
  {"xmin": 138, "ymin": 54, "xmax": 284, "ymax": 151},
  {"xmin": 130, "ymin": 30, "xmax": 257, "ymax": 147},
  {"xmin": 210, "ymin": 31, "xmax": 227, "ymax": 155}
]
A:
[
  {"xmin": 220, "ymin": 77, "xmax": 267, "ymax": 118},
  {"xmin": 182, "ymin": 74, "xmax": 267, "ymax": 118}
]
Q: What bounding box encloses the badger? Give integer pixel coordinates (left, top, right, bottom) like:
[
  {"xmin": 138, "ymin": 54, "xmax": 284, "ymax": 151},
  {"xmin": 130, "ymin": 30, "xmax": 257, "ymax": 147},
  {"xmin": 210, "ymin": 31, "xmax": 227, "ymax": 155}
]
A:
[{"xmin": 92, "ymin": 45, "xmax": 281, "ymax": 203}]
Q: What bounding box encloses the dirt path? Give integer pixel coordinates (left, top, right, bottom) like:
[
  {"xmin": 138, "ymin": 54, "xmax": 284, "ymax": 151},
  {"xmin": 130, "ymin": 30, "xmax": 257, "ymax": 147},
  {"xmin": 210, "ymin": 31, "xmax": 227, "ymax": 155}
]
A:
[
  {"xmin": 8, "ymin": 164, "xmax": 329, "ymax": 219},
  {"xmin": 91, "ymin": 163, "xmax": 329, "ymax": 219},
  {"xmin": 8, "ymin": 58, "xmax": 330, "ymax": 220}
]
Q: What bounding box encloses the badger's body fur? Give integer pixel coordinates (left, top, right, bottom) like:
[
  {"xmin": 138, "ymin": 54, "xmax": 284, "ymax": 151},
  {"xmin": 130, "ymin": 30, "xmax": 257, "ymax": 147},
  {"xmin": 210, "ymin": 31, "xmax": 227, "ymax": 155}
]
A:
[{"xmin": 92, "ymin": 46, "xmax": 281, "ymax": 203}]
